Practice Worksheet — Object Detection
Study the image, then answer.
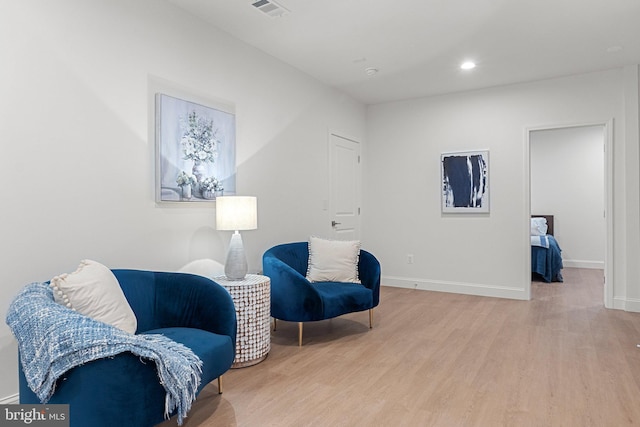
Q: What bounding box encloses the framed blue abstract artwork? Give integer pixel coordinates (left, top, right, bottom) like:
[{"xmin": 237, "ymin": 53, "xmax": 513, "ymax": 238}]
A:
[{"xmin": 441, "ymin": 150, "xmax": 489, "ymax": 213}]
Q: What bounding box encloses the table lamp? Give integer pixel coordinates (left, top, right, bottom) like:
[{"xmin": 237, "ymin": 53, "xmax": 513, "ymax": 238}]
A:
[{"xmin": 216, "ymin": 196, "xmax": 258, "ymax": 280}]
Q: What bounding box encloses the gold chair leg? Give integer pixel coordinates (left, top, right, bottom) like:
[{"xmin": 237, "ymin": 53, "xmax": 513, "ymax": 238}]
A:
[
  {"xmin": 298, "ymin": 322, "xmax": 303, "ymax": 347},
  {"xmin": 218, "ymin": 376, "xmax": 223, "ymax": 394},
  {"xmin": 369, "ymin": 309, "xmax": 373, "ymax": 328}
]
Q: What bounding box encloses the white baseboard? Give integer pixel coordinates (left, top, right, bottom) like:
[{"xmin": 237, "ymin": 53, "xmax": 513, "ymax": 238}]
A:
[
  {"xmin": 382, "ymin": 276, "xmax": 528, "ymax": 300},
  {"xmin": 0, "ymin": 393, "xmax": 19, "ymax": 404},
  {"xmin": 562, "ymin": 259, "xmax": 604, "ymax": 269},
  {"xmin": 613, "ymin": 296, "xmax": 640, "ymax": 313}
]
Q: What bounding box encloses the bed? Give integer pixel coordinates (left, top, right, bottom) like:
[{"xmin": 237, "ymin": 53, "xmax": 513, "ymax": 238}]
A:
[{"xmin": 531, "ymin": 215, "xmax": 563, "ymax": 282}]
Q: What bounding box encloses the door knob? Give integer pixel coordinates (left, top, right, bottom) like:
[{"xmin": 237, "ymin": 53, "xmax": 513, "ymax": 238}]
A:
[{"xmin": 331, "ymin": 220, "xmax": 341, "ymax": 227}]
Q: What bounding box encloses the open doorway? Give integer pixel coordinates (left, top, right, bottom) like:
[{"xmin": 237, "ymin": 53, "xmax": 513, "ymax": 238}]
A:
[{"xmin": 526, "ymin": 122, "xmax": 613, "ymax": 307}]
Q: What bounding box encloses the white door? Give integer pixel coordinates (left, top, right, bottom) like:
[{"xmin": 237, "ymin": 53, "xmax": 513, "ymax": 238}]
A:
[{"xmin": 329, "ymin": 133, "xmax": 361, "ymax": 240}]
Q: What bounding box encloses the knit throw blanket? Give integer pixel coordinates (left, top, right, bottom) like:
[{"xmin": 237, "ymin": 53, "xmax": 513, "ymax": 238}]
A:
[{"xmin": 6, "ymin": 282, "xmax": 202, "ymax": 425}]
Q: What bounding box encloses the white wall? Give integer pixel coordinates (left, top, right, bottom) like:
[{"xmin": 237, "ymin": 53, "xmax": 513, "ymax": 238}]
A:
[
  {"xmin": 364, "ymin": 68, "xmax": 639, "ymax": 305},
  {"xmin": 3, "ymin": 0, "xmax": 639, "ymax": 406},
  {"xmin": 530, "ymin": 125, "xmax": 605, "ymax": 269},
  {"xmin": 0, "ymin": 0, "xmax": 365, "ymax": 399}
]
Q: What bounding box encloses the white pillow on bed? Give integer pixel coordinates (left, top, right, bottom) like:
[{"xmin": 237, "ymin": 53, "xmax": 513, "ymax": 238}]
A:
[{"xmin": 531, "ymin": 217, "xmax": 548, "ymax": 236}]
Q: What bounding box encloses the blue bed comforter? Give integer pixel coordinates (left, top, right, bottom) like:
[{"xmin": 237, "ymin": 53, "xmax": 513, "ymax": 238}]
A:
[{"xmin": 531, "ymin": 235, "xmax": 563, "ymax": 282}]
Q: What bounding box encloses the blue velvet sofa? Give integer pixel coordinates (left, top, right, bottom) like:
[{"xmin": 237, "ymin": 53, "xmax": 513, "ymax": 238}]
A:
[
  {"xmin": 263, "ymin": 242, "xmax": 381, "ymax": 346},
  {"xmin": 18, "ymin": 270, "xmax": 237, "ymax": 427}
]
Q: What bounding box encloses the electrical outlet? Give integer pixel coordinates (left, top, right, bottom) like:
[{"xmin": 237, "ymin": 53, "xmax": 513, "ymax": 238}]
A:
[{"xmin": 407, "ymin": 254, "xmax": 414, "ymax": 264}]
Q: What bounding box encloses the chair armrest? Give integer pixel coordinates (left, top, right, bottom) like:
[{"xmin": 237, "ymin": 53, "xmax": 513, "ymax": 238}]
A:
[
  {"xmin": 263, "ymin": 253, "xmax": 323, "ymax": 321},
  {"xmin": 359, "ymin": 250, "xmax": 381, "ymax": 307}
]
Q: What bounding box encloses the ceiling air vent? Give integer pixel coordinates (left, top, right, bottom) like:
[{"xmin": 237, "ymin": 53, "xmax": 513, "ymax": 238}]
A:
[{"xmin": 251, "ymin": 0, "xmax": 289, "ymax": 18}]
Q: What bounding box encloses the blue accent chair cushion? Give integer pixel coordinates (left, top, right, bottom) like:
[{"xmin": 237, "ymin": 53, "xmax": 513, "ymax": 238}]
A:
[
  {"xmin": 263, "ymin": 242, "xmax": 380, "ymax": 340},
  {"xmin": 18, "ymin": 270, "xmax": 236, "ymax": 427}
]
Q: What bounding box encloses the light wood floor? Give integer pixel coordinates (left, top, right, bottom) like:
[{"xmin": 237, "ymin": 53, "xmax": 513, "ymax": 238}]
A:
[{"xmin": 159, "ymin": 268, "xmax": 640, "ymax": 426}]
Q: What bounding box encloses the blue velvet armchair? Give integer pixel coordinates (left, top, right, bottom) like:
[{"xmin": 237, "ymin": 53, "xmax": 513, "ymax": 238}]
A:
[
  {"xmin": 17, "ymin": 270, "xmax": 237, "ymax": 427},
  {"xmin": 263, "ymin": 242, "xmax": 381, "ymax": 346}
]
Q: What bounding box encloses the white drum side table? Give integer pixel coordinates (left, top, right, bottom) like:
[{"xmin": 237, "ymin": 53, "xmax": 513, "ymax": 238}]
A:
[{"xmin": 213, "ymin": 274, "xmax": 271, "ymax": 368}]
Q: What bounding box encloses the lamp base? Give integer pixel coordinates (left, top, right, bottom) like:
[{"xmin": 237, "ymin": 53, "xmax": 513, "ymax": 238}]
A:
[{"xmin": 225, "ymin": 231, "xmax": 248, "ymax": 280}]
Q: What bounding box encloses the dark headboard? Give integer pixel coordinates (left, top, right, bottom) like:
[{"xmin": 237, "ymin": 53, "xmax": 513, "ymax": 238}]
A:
[{"xmin": 532, "ymin": 215, "xmax": 554, "ymax": 236}]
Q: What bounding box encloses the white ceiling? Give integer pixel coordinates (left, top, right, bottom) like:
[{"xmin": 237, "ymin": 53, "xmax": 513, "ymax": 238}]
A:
[{"xmin": 168, "ymin": 0, "xmax": 640, "ymax": 105}]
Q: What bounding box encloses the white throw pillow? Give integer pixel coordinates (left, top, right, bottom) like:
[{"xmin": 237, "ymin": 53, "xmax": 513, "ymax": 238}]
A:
[
  {"xmin": 50, "ymin": 260, "xmax": 137, "ymax": 334},
  {"xmin": 530, "ymin": 217, "xmax": 548, "ymax": 236},
  {"xmin": 306, "ymin": 236, "xmax": 361, "ymax": 283}
]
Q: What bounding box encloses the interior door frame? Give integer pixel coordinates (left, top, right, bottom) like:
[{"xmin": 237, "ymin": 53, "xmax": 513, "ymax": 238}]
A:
[{"xmin": 524, "ymin": 119, "xmax": 613, "ymax": 308}]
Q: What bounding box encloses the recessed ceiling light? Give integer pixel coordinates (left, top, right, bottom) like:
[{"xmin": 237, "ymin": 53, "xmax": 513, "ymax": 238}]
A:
[
  {"xmin": 460, "ymin": 61, "xmax": 476, "ymax": 70},
  {"xmin": 606, "ymin": 45, "xmax": 623, "ymax": 53}
]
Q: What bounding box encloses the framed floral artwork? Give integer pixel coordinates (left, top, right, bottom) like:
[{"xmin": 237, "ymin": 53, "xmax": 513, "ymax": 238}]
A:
[
  {"xmin": 441, "ymin": 150, "xmax": 489, "ymax": 213},
  {"xmin": 155, "ymin": 93, "xmax": 236, "ymax": 202}
]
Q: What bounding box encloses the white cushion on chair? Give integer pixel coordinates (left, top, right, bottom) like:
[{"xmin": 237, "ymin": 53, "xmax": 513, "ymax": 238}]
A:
[
  {"xmin": 50, "ymin": 260, "xmax": 137, "ymax": 334},
  {"xmin": 306, "ymin": 236, "xmax": 361, "ymax": 283}
]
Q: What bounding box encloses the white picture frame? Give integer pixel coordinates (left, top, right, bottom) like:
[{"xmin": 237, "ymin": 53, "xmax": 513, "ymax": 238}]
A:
[{"xmin": 441, "ymin": 150, "xmax": 489, "ymax": 213}]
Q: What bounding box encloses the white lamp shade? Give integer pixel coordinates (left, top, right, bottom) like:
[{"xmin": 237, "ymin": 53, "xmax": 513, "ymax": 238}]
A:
[{"xmin": 216, "ymin": 196, "xmax": 258, "ymax": 231}]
